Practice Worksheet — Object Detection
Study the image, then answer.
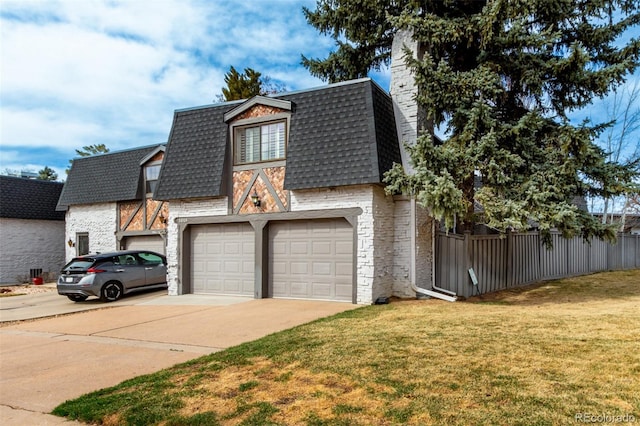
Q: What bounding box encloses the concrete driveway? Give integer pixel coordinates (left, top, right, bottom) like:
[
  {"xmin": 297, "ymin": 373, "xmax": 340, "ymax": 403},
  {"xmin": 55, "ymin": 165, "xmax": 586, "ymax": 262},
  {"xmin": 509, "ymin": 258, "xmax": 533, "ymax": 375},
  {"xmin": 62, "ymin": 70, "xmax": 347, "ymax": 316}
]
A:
[{"xmin": 0, "ymin": 290, "xmax": 358, "ymax": 425}]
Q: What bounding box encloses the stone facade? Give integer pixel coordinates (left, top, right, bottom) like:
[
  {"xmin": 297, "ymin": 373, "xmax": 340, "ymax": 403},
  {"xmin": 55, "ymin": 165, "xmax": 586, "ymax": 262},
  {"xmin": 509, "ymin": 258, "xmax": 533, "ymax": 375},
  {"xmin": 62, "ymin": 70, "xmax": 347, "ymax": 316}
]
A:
[
  {"xmin": 0, "ymin": 218, "xmax": 65, "ymax": 284},
  {"xmin": 64, "ymin": 203, "xmax": 117, "ymax": 261}
]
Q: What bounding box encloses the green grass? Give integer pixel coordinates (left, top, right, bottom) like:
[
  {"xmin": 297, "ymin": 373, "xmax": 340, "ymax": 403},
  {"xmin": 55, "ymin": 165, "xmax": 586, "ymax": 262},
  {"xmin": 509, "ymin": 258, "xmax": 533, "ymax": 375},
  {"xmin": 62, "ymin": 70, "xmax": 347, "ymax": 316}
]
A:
[{"xmin": 53, "ymin": 270, "xmax": 640, "ymax": 425}]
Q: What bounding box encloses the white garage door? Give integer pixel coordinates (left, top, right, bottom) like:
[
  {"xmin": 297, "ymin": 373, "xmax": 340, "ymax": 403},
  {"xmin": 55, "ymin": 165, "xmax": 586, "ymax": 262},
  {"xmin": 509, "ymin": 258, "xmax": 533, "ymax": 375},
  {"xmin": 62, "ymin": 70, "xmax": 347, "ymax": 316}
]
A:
[
  {"xmin": 191, "ymin": 223, "xmax": 254, "ymax": 296},
  {"xmin": 125, "ymin": 235, "xmax": 165, "ymax": 254},
  {"xmin": 270, "ymin": 219, "xmax": 353, "ymax": 301}
]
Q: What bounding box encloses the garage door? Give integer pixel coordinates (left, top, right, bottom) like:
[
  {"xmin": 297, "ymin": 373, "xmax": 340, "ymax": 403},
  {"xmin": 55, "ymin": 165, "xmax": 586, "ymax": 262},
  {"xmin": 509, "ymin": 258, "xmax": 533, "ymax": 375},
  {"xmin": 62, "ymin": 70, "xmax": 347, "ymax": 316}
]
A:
[
  {"xmin": 191, "ymin": 223, "xmax": 254, "ymax": 296},
  {"xmin": 270, "ymin": 219, "xmax": 353, "ymax": 301},
  {"xmin": 125, "ymin": 235, "xmax": 165, "ymax": 254}
]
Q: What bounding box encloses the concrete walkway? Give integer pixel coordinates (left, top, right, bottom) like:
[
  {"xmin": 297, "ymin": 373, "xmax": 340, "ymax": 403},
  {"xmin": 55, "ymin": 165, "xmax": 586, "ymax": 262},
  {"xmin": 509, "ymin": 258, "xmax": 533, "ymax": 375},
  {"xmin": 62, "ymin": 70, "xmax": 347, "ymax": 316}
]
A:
[{"xmin": 0, "ymin": 291, "xmax": 358, "ymax": 425}]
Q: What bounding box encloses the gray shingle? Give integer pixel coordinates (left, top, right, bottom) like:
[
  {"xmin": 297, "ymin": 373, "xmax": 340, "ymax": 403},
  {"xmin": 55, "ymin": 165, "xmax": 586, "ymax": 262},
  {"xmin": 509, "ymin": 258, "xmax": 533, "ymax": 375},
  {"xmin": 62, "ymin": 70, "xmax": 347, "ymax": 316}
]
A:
[
  {"xmin": 57, "ymin": 145, "xmax": 161, "ymax": 210},
  {"xmin": 155, "ymin": 78, "xmax": 401, "ymax": 200},
  {"xmin": 154, "ymin": 103, "xmax": 234, "ymax": 200},
  {"xmin": 0, "ymin": 176, "xmax": 65, "ymax": 220}
]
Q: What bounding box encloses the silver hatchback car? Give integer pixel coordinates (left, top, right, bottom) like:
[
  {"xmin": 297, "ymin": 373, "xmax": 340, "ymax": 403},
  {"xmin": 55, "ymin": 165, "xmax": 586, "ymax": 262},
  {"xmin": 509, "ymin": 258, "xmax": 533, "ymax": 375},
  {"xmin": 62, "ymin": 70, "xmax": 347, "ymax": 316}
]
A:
[{"xmin": 57, "ymin": 250, "xmax": 167, "ymax": 302}]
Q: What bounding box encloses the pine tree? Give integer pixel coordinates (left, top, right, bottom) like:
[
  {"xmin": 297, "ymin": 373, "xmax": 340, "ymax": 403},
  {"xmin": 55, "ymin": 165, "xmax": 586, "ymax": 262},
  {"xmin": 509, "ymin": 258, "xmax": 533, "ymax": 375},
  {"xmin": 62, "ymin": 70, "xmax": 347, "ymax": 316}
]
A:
[
  {"xmin": 37, "ymin": 166, "xmax": 58, "ymax": 181},
  {"xmin": 221, "ymin": 66, "xmax": 264, "ymax": 101},
  {"xmin": 66, "ymin": 144, "xmax": 110, "ymax": 174},
  {"xmin": 305, "ymin": 0, "xmax": 640, "ymax": 245}
]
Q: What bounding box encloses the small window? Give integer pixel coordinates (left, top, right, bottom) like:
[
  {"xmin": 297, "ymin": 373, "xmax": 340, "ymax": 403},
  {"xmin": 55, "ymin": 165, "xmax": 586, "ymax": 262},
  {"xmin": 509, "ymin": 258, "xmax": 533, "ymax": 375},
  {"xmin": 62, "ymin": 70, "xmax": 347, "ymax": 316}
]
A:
[
  {"xmin": 77, "ymin": 233, "xmax": 89, "ymax": 256},
  {"xmin": 145, "ymin": 164, "xmax": 161, "ymax": 194},
  {"xmin": 235, "ymin": 121, "xmax": 285, "ymax": 164}
]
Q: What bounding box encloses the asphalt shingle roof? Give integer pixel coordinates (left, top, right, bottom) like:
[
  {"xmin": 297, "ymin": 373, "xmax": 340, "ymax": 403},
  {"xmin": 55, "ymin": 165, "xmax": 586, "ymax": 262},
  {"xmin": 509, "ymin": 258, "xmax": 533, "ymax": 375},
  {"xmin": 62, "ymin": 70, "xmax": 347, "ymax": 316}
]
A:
[
  {"xmin": 154, "ymin": 78, "xmax": 401, "ymax": 200},
  {"xmin": 57, "ymin": 145, "xmax": 162, "ymax": 210},
  {"xmin": 0, "ymin": 176, "xmax": 65, "ymax": 220},
  {"xmin": 154, "ymin": 103, "xmax": 235, "ymax": 200}
]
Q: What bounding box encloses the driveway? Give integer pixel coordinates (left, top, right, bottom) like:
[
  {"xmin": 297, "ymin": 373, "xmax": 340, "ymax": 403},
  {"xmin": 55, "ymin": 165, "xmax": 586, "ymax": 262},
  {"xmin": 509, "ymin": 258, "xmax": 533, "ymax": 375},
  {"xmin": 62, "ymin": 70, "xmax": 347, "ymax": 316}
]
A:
[{"xmin": 0, "ymin": 290, "xmax": 358, "ymax": 425}]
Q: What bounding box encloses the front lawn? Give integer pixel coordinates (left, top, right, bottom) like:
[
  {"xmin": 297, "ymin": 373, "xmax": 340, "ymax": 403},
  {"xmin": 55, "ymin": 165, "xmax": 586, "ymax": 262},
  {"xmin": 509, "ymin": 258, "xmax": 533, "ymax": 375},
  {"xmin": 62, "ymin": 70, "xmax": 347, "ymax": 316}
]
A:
[{"xmin": 54, "ymin": 270, "xmax": 640, "ymax": 425}]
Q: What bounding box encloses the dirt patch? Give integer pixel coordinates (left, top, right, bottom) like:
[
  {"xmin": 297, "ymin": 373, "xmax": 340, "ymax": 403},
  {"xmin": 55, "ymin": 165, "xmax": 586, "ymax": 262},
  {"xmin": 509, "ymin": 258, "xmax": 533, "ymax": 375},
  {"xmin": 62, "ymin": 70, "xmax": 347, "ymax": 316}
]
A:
[{"xmin": 0, "ymin": 284, "xmax": 57, "ymax": 296}]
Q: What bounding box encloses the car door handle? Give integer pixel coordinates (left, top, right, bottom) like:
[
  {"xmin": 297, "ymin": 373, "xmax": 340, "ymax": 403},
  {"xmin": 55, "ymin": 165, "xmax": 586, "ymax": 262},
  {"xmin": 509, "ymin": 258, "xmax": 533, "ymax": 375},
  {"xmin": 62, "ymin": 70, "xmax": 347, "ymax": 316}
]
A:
[
  {"xmin": 115, "ymin": 269, "xmax": 125, "ymax": 272},
  {"xmin": 145, "ymin": 267, "xmax": 154, "ymax": 270}
]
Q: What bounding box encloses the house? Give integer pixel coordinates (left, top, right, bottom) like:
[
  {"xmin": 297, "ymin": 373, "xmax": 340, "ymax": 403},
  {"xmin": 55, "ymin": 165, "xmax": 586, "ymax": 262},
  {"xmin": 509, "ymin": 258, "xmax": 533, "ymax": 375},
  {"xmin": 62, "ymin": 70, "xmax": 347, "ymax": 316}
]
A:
[
  {"xmin": 52, "ymin": 31, "xmax": 444, "ymax": 305},
  {"xmin": 0, "ymin": 176, "xmax": 65, "ymax": 284},
  {"xmin": 153, "ymin": 77, "xmax": 436, "ymax": 304},
  {"xmin": 56, "ymin": 144, "xmax": 169, "ymax": 259}
]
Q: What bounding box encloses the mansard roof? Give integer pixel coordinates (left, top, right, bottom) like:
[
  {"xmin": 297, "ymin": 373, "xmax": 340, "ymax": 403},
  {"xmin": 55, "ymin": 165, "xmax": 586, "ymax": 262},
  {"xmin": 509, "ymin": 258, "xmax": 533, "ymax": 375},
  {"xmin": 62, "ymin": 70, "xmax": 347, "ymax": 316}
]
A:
[
  {"xmin": 154, "ymin": 78, "xmax": 401, "ymax": 200},
  {"xmin": 57, "ymin": 144, "xmax": 163, "ymax": 210}
]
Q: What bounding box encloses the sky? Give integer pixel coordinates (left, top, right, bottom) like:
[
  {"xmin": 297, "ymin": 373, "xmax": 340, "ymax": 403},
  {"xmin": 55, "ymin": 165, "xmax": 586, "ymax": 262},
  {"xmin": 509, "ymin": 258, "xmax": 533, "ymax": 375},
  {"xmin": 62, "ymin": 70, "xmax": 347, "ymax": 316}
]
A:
[
  {"xmin": 0, "ymin": 0, "xmax": 390, "ymax": 179},
  {"xmin": 0, "ymin": 0, "xmax": 637, "ymax": 185}
]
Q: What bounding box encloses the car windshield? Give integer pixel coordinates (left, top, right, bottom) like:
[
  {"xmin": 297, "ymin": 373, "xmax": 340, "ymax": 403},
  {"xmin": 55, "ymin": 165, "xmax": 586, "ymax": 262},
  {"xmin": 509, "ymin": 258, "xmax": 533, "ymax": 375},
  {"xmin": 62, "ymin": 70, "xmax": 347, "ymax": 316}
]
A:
[{"xmin": 61, "ymin": 258, "xmax": 96, "ymax": 272}]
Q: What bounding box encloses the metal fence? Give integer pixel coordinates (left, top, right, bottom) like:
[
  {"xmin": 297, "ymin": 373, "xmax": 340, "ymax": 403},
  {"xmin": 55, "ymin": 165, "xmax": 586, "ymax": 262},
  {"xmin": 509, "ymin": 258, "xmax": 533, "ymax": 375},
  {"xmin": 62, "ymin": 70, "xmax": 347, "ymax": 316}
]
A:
[{"xmin": 435, "ymin": 231, "xmax": 640, "ymax": 298}]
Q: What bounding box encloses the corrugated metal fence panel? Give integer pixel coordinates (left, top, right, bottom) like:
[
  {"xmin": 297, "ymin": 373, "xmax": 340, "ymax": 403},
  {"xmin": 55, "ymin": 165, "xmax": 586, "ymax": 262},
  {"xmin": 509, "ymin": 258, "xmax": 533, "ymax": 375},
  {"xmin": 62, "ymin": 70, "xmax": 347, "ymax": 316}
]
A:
[
  {"xmin": 589, "ymin": 239, "xmax": 609, "ymax": 272},
  {"xmin": 540, "ymin": 234, "xmax": 568, "ymax": 280},
  {"xmin": 607, "ymin": 240, "xmax": 623, "ymax": 270},
  {"xmin": 623, "ymin": 234, "xmax": 639, "ymax": 269},
  {"xmin": 436, "ymin": 231, "xmax": 639, "ymax": 298},
  {"xmin": 511, "ymin": 233, "xmax": 541, "ymax": 286},
  {"xmin": 435, "ymin": 233, "xmax": 466, "ymax": 296},
  {"xmin": 568, "ymin": 237, "xmax": 590, "ymax": 276},
  {"xmin": 471, "ymin": 235, "xmax": 507, "ymax": 294}
]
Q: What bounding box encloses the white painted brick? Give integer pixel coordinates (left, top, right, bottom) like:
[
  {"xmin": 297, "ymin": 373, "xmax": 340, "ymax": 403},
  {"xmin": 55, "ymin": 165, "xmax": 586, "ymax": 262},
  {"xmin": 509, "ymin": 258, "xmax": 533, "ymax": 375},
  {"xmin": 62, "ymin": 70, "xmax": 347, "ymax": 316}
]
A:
[
  {"xmin": 0, "ymin": 218, "xmax": 65, "ymax": 284},
  {"xmin": 165, "ymin": 198, "xmax": 228, "ymax": 295},
  {"xmin": 64, "ymin": 203, "xmax": 117, "ymax": 262}
]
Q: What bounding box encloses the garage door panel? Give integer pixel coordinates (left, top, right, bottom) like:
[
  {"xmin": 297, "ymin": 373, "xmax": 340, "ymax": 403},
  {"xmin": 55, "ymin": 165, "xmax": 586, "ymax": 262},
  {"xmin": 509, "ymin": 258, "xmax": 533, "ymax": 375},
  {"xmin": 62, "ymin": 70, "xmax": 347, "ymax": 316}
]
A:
[
  {"xmin": 335, "ymin": 262, "xmax": 352, "ymax": 277},
  {"xmin": 312, "ymin": 262, "xmax": 331, "ymax": 275},
  {"xmin": 192, "ymin": 223, "xmax": 254, "ymax": 296},
  {"xmin": 290, "ymin": 241, "xmax": 309, "ymax": 254},
  {"xmin": 125, "ymin": 236, "xmax": 165, "ymax": 254},
  {"xmin": 335, "ymin": 241, "xmax": 353, "ymax": 255},
  {"xmin": 270, "ymin": 219, "xmax": 353, "ymax": 302},
  {"xmin": 311, "ymin": 241, "xmax": 332, "ymax": 255}
]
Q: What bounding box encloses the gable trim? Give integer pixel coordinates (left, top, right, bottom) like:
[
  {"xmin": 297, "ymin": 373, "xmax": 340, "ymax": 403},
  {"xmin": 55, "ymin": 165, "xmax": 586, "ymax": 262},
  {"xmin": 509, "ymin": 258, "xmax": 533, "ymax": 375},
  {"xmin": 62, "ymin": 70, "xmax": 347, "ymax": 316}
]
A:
[
  {"xmin": 224, "ymin": 96, "xmax": 292, "ymax": 123},
  {"xmin": 139, "ymin": 145, "xmax": 166, "ymax": 165}
]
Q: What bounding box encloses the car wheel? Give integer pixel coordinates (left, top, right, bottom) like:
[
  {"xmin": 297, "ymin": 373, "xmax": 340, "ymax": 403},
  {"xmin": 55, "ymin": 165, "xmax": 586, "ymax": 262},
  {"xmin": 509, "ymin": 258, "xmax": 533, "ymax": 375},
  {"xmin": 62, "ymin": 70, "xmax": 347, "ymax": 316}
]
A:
[
  {"xmin": 101, "ymin": 281, "xmax": 123, "ymax": 302},
  {"xmin": 67, "ymin": 295, "xmax": 88, "ymax": 302}
]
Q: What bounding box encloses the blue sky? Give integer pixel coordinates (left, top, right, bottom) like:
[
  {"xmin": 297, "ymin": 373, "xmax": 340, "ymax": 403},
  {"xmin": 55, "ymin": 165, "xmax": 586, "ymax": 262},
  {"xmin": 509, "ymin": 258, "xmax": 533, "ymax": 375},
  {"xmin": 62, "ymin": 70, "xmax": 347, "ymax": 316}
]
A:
[
  {"xmin": 0, "ymin": 0, "xmax": 390, "ymax": 178},
  {"xmin": 0, "ymin": 0, "xmax": 637, "ymax": 184}
]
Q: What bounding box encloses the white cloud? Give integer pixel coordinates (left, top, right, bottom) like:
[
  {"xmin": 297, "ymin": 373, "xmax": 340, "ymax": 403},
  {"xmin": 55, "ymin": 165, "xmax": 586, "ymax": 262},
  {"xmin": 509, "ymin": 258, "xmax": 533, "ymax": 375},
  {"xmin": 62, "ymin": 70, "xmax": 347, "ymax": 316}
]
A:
[{"xmin": 0, "ymin": 0, "xmax": 361, "ymax": 175}]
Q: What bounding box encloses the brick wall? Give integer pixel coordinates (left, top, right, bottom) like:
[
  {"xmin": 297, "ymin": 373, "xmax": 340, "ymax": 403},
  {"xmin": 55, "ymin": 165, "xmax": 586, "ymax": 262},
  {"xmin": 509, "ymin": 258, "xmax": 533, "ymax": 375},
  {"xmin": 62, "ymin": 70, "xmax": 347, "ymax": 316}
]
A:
[
  {"xmin": 0, "ymin": 218, "xmax": 65, "ymax": 284},
  {"xmin": 64, "ymin": 203, "xmax": 117, "ymax": 261}
]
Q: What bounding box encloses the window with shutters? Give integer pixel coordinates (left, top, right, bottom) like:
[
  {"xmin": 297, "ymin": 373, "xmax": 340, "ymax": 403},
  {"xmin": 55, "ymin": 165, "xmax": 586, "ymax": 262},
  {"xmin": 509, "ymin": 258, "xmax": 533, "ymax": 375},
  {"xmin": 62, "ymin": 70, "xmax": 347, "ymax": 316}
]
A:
[{"xmin": 234, "ymin": 121, "xmax": 286, "ymax": 165}]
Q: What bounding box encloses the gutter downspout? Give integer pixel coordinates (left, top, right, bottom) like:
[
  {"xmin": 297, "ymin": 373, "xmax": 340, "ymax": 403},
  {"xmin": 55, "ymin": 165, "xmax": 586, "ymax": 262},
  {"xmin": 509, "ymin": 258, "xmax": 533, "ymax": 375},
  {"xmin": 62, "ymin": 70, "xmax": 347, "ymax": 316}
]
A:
[{"xmin": 410, "ymin": 198, "xmax": 456, "ymax": 302}]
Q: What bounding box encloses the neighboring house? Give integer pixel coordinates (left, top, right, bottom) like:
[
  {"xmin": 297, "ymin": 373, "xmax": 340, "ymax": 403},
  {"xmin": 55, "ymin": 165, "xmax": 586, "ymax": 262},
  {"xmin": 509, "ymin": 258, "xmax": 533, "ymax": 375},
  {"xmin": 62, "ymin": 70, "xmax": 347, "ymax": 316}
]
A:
[
  {"xmin": 0, "ymin": 176, "xmax": 65, "ymax": 284},
  {"xmin": 56, "ymin": 145, "xmax": 168, "ymax": 260},
  {"xmin": 153, "ymin": 78, "xmax": 434, "ymax": 304},
  {"xmin": 593, "ymin": 213, "xmax": 640, "ymax": 235}
]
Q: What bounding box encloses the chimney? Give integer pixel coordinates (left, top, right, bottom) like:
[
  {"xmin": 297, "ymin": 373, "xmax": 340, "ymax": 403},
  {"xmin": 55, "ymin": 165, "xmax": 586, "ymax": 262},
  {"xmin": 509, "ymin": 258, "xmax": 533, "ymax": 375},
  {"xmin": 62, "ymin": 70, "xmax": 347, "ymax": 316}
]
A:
[{"xmin": 389, "ymin": 29, "xmax": 426, "ymax": 174}]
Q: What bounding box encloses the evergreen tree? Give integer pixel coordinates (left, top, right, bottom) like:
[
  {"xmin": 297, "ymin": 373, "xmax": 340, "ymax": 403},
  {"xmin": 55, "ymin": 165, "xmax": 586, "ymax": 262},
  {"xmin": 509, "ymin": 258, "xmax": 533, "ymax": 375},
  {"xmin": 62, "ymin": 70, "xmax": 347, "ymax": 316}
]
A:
[
  {"xmin": 37, "ymin": 166, "xmax": 58, "ymax": 181},
  {"xmin": 305, "ymin": 0, "xmax": 640, "ymax": 245},
  {"xmin": 66, "ymin": 144, "xmax": 110, "ymax": 174},
  {"xmin": 221, "ymin": 66, "xmax": 263, "ymax": 101},
  {"xmin": 217, "ymin": 66, "xmax": 288, "ymax": 102},
  {"xmin": 75, "ymin": 144, "xmax": 110, "ymax": 157}
]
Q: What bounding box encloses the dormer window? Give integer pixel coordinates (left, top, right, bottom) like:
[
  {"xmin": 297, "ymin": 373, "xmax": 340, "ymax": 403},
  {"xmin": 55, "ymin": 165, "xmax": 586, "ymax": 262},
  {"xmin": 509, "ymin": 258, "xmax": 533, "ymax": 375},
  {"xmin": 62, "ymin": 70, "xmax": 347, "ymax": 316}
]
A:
[
  {"xmin": 235, "ymin": 121, "xmax": 286, "ymax": 165},
  {"xmin": 145, "ymin": 164, "xmax": 161, "ymax": 194}
]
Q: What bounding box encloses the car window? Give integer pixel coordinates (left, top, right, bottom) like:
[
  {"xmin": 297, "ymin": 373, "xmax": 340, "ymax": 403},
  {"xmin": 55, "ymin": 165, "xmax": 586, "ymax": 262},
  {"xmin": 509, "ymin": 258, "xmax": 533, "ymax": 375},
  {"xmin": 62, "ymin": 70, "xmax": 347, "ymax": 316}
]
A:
[
  {"xmin": 62, "ymin": 258, "xmax": 95, "ymax": 271},
  {"xmin": 116, "ymin": 255, "xmax": 138, "ymax": 266},
  {"xmin": 138, "ymin": 252, "xmax": 163, "ymax": 265}
]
